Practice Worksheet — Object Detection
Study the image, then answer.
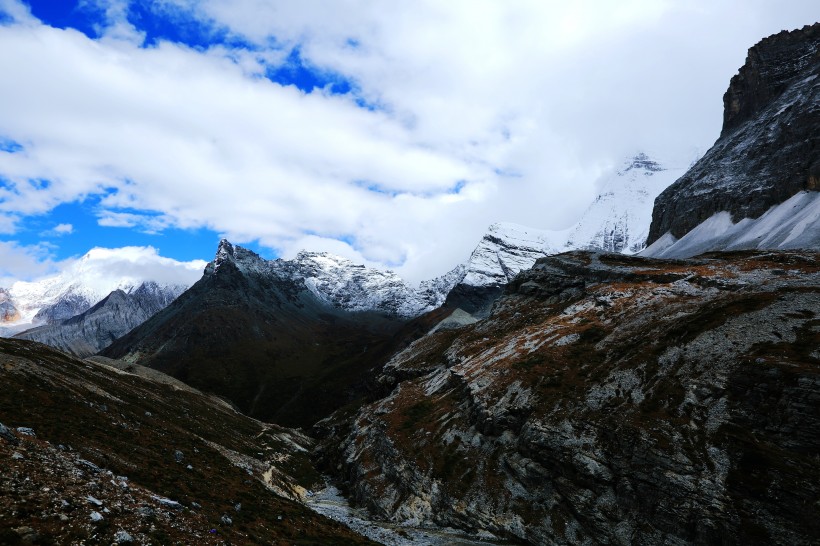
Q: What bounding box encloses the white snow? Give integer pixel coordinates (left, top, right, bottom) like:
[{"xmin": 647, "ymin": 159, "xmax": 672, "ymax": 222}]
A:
[
  {"xmin": 461, "ymin": 153, "xmax": 684, "ymax": 287},
  {"xmin": 1, "ymin": 246, "xmax": 203, "ymax": 333},
  {"xmin": 642, "ymin": 191, "xmax": 820, "ymax": 259}
]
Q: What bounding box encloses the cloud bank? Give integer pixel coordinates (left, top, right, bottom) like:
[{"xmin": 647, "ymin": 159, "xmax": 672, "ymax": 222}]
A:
[{"xmin": 0, "ymin": 0, "xmax": 817, "ymax": 282}]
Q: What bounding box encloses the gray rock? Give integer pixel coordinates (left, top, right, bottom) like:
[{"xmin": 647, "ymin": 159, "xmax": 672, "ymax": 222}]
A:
[
  {"xmin": 0, "ymin": 422, "xmax": 19, "ymax": 445},
  {"xmin": 90, "ymin": 511, "xmax": 103, "ymax": 522},
  {"xmin": 13, "ymin": 526, "xmax": 38, "ymax": 543},
  {"xmin": 114, "ymin": 530, "xmax": 134, "ymax": 543},
  {"xmin": 221, "ymin": 514, "xmax": 233, "ymax": 525},
  {"xmin": 174, "ymin": 449, "xmax": 184, "ymax": 463},
  {"xmin": 78, "ymin": 459, "xmax": 101, "ymax": 473},
  {"xmin": 137, "ymin": 506, "xmax": 155, "ymax": 517},
  {"xmin": 15, "ymin": 427, "xmax": 35, "ymax": 436}
]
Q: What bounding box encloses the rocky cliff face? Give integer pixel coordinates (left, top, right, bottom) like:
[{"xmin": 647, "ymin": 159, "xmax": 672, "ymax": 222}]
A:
[
  {"xmin": 320, "ymin": 250, "xmax": 820, "ymax": 545},
  {"xmin": 647, "ymin": 23, "xmax": 820, "ymax": 247},
  {"xmin": 14, "ymin": 281, "xmax": 184, "ymax": 357}
]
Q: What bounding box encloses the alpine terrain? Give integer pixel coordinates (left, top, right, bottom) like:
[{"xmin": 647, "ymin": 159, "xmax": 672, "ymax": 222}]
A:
[{"xmin": 0, "ymin": 21, "xmax": 819, "ymax": 546}]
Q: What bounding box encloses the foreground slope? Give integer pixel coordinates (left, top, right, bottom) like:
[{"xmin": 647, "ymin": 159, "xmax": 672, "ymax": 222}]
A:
[
  {"xmin": 646, "ymin": 23, "xmax": 820, "ymax": 255},
  {"xmin": 0, "ymin": 338, "xmax": 373, "ymax": 545},
  {"xmin": 102, "ymin": 241, "xmax": 442, "ymax": 427},
  {"xmin": 321, "ymin": 250, "xmax": 820, "ymax": 545}
]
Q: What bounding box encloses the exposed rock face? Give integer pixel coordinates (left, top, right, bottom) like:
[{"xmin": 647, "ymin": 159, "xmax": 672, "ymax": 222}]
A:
[
  {"xmin": 647, "ymin": 23, "xmax": 820, "ymax": 247},
  {"xmin": 102, "ymin": 241, "xmax": 443, "ymax": 427},
  {"xmin": 0, "ymin": 338, "xmax": 373, "ymax": 545},
  {"xmin": 722, "ymin": 24, "xmax": 820, "ymax": 136},
  {"xmin": 14, "ymin": 282, "xmax": 183, "ymax": 357},
  {"xmin": 321, "ymin": 250, "xmax": 820, "ymax": 545}
]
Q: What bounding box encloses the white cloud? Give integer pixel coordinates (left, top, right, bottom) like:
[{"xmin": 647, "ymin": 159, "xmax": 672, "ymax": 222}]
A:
[
  {"xmin": 0, "ymin": 0, "xmax": 818, "ymax": 282},
  {"xmin": 0, "ymin": 240, "xmax": 60, "ymax": 284},
  {"xmin": 40, "ymin": 222, "xmax": 74, "ymax": 237}
]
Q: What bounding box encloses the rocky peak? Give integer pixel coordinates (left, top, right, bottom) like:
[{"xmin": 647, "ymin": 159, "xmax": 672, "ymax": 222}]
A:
[
  {"xmin": 722, "ymin": 23, "xmax": 820, "ymax": 137},
  {"xmin": 205, "ymin": 239, "xmax": 268, "ymax": 276},
  {"xmin": 618, "ymin": 152, "xmax": 664, "ymax": 175},
  {"xmin": 647, "ymin": 23, "xmax": 820, "ymax": 248}
]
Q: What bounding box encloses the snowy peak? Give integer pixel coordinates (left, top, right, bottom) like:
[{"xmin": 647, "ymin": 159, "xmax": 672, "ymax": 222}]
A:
[
  {"xmin": 205, "ymin": 242, "xmax": 458, "ymax": 318},
  {"xmin": 460, "ymin": 153, "xmax": 682, "ymax": 289},
  {"xmin": 617, "ymin": 152, "xmax": 664, "ymax": 175},
  {"xmin": 565, "ymin": 153, "xmax": 685, "ymax": 254},
  {"xmin": 1, "ymin": 246, "xmax": 204, "ymax": 332},
  {"xmin": 461, "ymin": 222, "xmax": 565, "ymax": 287}
]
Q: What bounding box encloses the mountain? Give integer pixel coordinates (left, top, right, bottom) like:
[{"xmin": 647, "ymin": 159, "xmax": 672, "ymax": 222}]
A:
[
  {"xmin": 446, "ymin": 152, "xmax": 684, "ymax": 316},
  {"xmin": 13, "ymin": 281, "xmax": 184, "ymax": 358},
  {"xmin": 318, "ymin": 249, "xmax": 820, "ymax": 544},
  {"xmin": 645, "ymin": 23, "xmax": 820, "ymax": 257},
  {"xmin": 0, "ymin": 246, "xmax": 203, "ymax": 334},
  {"xmin": 102, "ymin": 240, "xmax": 450, "ymax": 427},
  {"xmin": 0, "ymin": 337, "xmax": 373, "ymax": 545}
]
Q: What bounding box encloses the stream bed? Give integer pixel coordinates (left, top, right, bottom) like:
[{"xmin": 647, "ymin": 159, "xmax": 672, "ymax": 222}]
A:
[{"xmin": 305, "ymin": 483, "xmax": 520, "ymax": 546}]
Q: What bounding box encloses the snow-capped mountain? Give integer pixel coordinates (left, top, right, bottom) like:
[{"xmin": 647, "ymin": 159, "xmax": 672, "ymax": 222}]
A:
[
  {"xmin": 565, "ymin": 153, "xmax": 686, "ymax": 254},
  {"xmin": 457, "ymin": 153, "xmax": 683, "ymax": 291},
  {"xmin": 14, "ymin": 281, "xmax": 187, "ymax": 357},
  {"xmin": 0, "ymin": 246, "xmax": 205, "ymax": 335},
  {"xmin": 210, "ymin": 240, "xmax": 461, "ymax": 319}
]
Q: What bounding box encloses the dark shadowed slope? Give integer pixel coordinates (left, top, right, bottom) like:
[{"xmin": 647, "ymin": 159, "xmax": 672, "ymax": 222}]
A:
[
  {"xmin": 102, "ymin": 241, "xmax": 439, "ymax": 427},
  {"xmin": 0, "ymin": 338, "xmax": 374, "ymax": 545}
]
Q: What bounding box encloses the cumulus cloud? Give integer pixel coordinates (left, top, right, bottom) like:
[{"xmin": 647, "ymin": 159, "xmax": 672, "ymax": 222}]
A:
[
  {"xmin": 0, "ymin": 240, "xmax": 60, "ymax": 285},
  {"xmin": 0, "ymin": 0, "xmax": 817, "ymax": 282}
]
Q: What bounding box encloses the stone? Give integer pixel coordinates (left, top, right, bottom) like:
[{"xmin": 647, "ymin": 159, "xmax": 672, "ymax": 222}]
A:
[
  {"xmin": 0, "ymin": 422, "xmax": 19, "ymax": 445},
  {"xmin": 113, "ymin": 530, "xmax": 134, "ymax": 543}
]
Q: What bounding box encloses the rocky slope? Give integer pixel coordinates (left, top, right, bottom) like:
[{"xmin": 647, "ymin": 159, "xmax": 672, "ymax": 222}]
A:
[
  {"xmin": 646, "ymin": 23, "xmax": 820, "ymax": 252},
  {"xmin": 320, "ymin": 250, "xmax": 820, "ymax": 545},
  {"xmin": 102, "ymin": 240, "xmax": 450, "ymax": 427},
  {"xmin": 13, "ymin": 281, "xmax": 183, "ymax": 358},
  {"xmin": 0, "ymin": 338, "xmax": 374, "ymax": 545}
]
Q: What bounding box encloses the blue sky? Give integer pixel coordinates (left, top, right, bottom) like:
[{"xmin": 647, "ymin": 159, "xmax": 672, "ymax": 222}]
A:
[{"xmin": 0, "ymin": 0, "xmax": 817, "ymax": 283}]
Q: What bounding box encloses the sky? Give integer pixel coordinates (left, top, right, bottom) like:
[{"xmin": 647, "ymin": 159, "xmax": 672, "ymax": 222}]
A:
[{"xmin": 0, "ymin": 0, "xmax": 817, "ymax": 285}]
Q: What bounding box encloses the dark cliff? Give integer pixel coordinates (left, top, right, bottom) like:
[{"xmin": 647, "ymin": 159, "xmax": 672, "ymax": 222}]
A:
[{"xmin": 647, "ymin": 23, "xmax": 820, "ymax": 246}]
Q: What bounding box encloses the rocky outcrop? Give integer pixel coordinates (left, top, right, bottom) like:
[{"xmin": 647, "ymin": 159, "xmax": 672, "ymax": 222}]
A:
[
  {"xmin": 14, "ymin": 282, "xmax": 183, "ymax": 357},
  {"xmin": 647, "ymin": 23, "xmax": 820, "ymax": 247},
  {"xmin": 722, "ymin": 24, "xmax": 820, "ymax": 136},
  {"xmin": 321, "ymin": 250, "xmax": 820, "ymax": 545}
]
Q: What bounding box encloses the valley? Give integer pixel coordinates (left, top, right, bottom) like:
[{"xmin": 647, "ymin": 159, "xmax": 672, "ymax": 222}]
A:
[{"xmin": 1, "ymin": 19, "xmax": 819, "ymax": 546}]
